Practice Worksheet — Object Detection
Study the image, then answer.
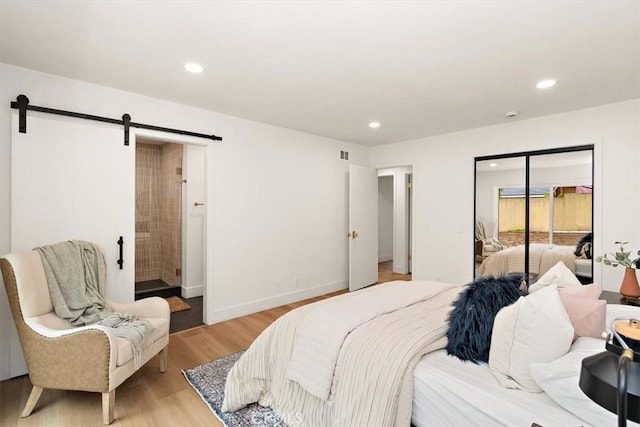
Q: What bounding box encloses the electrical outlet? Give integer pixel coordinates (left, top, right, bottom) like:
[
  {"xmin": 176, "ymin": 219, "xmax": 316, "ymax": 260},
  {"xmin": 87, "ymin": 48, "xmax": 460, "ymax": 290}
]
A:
[{"xmin": 295, "ymin": 278, "xmax": 301, "ymax": 289}]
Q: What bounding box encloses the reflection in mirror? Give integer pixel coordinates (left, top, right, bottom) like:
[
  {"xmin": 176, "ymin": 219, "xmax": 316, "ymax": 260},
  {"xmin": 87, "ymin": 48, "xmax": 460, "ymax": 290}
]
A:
[
  {"xmin": 529, "ymin": 150, "xmax": 593, "ymax": 283},
  {"xmin": 474, "ymin": 147, "xmax": 593, "ymax": 285},
  {"xmin": 474, "ymin": 157, "xmax": 525, "ymax": 278}
]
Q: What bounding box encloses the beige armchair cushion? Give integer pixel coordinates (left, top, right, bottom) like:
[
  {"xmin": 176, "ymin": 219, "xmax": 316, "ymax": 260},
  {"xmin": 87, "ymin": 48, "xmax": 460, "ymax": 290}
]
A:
[{"xmin": 114, "ymin": 316, "xmax": 168, "ymax": 366}]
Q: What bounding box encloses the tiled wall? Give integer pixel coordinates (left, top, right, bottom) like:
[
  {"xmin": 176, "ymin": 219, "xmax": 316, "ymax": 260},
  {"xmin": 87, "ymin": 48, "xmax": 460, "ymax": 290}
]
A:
[
  {"xmin": 135, "ymin": 144, "xmax": 162, "ymax": 282},
  {"xmin": 135, "ymin": 142, "xmax": 183, "ymax": 285},
  {"xmin": 160, "ymin": 143, "xmax": 183, "ymax": 286}
]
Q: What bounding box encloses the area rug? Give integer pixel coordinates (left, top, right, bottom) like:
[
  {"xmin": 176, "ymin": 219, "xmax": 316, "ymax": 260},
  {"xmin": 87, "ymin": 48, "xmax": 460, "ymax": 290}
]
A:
[
  {"xmin": 183, "ymin": 351, "xmax": 287, "ymax": 426},
  {"xmin": 166, "ymin": 296, "xmax": 191, "ymax": 313}
]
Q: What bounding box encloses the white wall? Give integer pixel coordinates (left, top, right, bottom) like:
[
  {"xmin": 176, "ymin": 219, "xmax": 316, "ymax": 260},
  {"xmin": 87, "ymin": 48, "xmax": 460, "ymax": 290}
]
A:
[
  {"xmin": 370, "ymin": 99, "xmax": 640, "ymax": 290},
  {"xmin": 0, "ymin": 63, "xmax": 367, "ymax": 380},
  {"xmin": 378, "ymin": 176, "xmax": 393, "ymax": 262}
]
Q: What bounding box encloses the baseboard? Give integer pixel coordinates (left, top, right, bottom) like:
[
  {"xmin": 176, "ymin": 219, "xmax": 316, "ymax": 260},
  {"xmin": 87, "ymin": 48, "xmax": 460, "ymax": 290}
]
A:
[
  {"xmin": 0, "ymin": 354, "xmax": 27, "ymax": 381},
  {"xmin": 0, "ymin": 357, "xmax": 10, "ymax": 382},
  {"xmin": 208, "ymin": 280, "xmax": 348, "ymax": 324},
  {"xmin": 182, "ymin": 284, "xmax": 203, "ymax": 299},
  {"xmin": 378, "ymin": 254, "xmax": 393, "ymax": 263}
]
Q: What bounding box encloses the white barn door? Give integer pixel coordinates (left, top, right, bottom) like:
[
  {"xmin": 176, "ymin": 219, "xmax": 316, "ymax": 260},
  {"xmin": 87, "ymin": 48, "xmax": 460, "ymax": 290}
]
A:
[{"xmin": 11, "ymin": 113, "xmax": 135, "ymax": 303}]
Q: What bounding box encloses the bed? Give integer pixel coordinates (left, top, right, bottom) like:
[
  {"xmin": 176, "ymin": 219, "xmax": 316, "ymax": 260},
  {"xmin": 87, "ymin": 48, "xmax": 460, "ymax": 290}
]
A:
[
  {"xmin": 412, "ymin": 349, "xmax": 586, "ymax": 426},
  {"xmin": 413, "ymin": 304, "xmax": 640, "ymax": 427},
  {"xmin": 222, "ymin": 280, "xmax": 461, "ymax": 426},
  {"xmin": 221, "ymin": 277, "xmax": 637, "ymax": 427},
  {"xmin": 479, "ymin": 243, "xmax": 592, "ymax": 281}
]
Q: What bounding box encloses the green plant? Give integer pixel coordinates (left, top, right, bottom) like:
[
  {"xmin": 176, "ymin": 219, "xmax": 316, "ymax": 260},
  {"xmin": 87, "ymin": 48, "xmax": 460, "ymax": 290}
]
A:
[{"xmin": 595, "ymin": 241, "xmax": 640, "ymax": 268}]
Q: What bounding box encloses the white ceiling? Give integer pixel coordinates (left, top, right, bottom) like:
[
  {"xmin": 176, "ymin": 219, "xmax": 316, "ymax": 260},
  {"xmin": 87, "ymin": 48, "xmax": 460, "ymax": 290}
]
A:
[
  {"xmin": 0, "ymin": 1, "xmax": 638, "ymax": 147},
  {"xmin": 476, "ymin": 150, "xmax": 593, "ymax": 172}
]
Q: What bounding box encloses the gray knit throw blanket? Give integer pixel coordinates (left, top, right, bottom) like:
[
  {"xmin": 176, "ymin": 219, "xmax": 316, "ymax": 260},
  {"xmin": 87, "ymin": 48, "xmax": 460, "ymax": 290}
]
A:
[{"xmin": 36, "ymin": 240, "xmax": 154, "ymax": 369}]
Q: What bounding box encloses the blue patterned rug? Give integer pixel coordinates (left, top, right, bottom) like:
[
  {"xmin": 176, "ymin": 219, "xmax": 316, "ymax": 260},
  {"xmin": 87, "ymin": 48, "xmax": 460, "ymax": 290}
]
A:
[{"xmin": 182, "ymin": 351, "xmax": 287, "ymax": 426}]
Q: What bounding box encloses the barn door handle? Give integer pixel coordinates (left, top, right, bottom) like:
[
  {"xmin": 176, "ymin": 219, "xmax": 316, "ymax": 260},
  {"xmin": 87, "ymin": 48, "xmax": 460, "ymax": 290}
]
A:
[{"xmin": 117, "ymin": 236, "xmax": 124, "ymax": 270}]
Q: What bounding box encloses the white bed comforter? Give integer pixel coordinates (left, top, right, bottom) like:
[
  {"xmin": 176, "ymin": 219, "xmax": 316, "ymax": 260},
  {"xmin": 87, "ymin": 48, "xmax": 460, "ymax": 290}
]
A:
[
  {"xmin": 222, "ymin": 280, "xmax": 461, "ymax": 427},
  {"xmin": 479, "ymin": 243, "xmax": 576, "ymax": 278}
]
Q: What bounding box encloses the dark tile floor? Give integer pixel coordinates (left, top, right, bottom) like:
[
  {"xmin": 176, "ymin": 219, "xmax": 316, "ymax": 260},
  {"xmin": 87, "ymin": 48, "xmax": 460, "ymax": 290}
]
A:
[
  {"xmin": 135, "ymin": 280, "xmax": 204, "ymax": 333},
  {"xmin": 170, "ymin": 296, "xmax": 204, "ymax": 333},
  {"xmin": 134, "ymin": 279, "xmax": 181, "ymax": 300}
]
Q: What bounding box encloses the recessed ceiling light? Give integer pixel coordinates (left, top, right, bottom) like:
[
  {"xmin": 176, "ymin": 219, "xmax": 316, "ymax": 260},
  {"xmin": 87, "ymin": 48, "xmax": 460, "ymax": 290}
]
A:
[
  {"xmin": 489, "ymin": 163, "xmax": 498, "ymax": 168},
  {"xmin": 369, "ymin": 121, "xmax": 381, "ymax": 129},
  {"xmin": 536, "ymin": 79, "xmax": 556, "ymax": 89},
  {"xmin": 184, "ymin": 62, "xmax": 204, "ymax": 74}
]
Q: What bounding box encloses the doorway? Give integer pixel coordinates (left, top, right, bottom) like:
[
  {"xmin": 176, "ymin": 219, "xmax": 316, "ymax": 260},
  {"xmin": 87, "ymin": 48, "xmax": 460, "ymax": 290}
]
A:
[
  {"xmin": 134, "ymin": 137, "xmax": 207, "ymax": 332},
  {"xmin": 134, "ymin": 139, "xmax": 184, "ymax": 299},
  {"xmin": 377, "ymin": 166, "xmax": 413, "ymax": 283}
]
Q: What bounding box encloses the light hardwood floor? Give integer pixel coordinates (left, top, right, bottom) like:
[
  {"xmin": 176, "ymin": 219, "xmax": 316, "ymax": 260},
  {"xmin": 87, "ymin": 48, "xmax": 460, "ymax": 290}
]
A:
[
  {"xmin": 0, "ymin": 266, "xmax": 410, "ymax": 427},
  {"xmin": 378, "ymin": 260, "xmax": 412, "ymax": 283}
]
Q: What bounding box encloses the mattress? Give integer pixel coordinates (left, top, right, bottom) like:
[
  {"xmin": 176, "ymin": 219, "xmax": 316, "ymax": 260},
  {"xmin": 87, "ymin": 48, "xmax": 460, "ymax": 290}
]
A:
[
  {"xmin": 412, "ymin": 350, "xmax": 587, "ymax": 427},
  {"xmin": 575, "ymin": 258, "xmax": 592, "ymax": 278}
]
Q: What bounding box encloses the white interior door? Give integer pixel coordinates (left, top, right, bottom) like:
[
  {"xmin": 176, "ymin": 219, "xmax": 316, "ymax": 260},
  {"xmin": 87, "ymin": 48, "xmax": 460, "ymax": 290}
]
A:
[
  {"xmin": 11, "ymin": 113, "xmax": 135, "ymax": 303},
  {"xmin": 182, "ymin": 144, "xmax": 206, "ymax": 299},
  {"xmin": 349, "ymin": 164, "xmax": 378, "ymax": 291}
]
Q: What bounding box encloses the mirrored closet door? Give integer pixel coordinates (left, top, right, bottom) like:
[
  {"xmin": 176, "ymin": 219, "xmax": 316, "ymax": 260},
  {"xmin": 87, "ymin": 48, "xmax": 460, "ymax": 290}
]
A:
[{"xmin": 474, "ymin": 146, "xmax": 593, "ymax": 285}]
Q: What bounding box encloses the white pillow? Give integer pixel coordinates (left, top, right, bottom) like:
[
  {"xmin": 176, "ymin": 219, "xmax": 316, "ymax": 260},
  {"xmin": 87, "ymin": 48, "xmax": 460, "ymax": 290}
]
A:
[
  {"xmin": 529, "ymin": 261, "xmax": 583, "ymax": 293},
  {"xmin": 489, "ymin": 285, "xmax": 575, "ymax": 392},
  {"xmin": 531, "ymin": 337, "xmax": 640, "ymax": 427}
]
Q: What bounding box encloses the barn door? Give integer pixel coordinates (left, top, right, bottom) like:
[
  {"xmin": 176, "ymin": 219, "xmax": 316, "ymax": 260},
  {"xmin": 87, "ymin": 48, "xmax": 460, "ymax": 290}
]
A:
[{"xmin": 11, "ymin": 113, "xmax": 135, "ymax": 302}]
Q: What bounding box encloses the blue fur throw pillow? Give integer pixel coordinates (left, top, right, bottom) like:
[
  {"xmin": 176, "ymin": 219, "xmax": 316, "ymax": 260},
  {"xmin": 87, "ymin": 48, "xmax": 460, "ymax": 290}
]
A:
[
  {"xmin": 446, "ymin": 274, "xmax": 526, "ymax": 363},
  {"xmin": 574, "ymin": 232, "xmax": 593, "ymax": 259}
]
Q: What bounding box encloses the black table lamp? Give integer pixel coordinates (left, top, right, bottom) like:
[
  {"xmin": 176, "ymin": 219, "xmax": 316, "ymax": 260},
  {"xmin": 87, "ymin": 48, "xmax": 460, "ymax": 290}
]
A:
[{"xmin": 579, "ymin": 319, "xmax": 640, "ymax": 427}]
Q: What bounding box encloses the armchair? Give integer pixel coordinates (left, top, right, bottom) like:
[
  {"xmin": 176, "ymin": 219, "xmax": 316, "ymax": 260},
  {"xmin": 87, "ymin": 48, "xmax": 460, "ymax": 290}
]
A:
[
  {"xmin": 0, "ymin": 249, "xmax": 170, "ymax": 424},
  {"xmin": 475, "ymin": 219, "xmax": 507, "ymax": 259}
]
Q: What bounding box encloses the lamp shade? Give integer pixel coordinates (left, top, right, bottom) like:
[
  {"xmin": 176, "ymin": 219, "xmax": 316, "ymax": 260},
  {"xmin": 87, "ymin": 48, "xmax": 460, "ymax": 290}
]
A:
[{"xmin": 579, "ymin": 350, "xmax": 640, "ymax": 423}]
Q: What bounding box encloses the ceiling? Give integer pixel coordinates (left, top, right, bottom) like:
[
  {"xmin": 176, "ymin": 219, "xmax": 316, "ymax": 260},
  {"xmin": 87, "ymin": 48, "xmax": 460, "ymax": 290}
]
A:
[
  {"xmin": 476, "ymin": 150, "xmax": 593, "ymax": 172},
  {"xmin": 0, "ymin": 1, "xmax": 638, "ymax": 147}
]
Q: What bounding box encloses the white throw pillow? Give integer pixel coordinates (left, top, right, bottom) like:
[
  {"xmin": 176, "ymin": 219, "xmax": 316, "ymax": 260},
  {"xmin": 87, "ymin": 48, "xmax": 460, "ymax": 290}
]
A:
[
  {"xmin": 531, "ymin": 337, "xmax": 640, "ymax": 427},
  {"xmin": 489, "ymin": 285, "xmax": 575, "ymax": 392},
  {"xmin": 529, "ymin": 261, "xmax": 583, "ymax": 293}
]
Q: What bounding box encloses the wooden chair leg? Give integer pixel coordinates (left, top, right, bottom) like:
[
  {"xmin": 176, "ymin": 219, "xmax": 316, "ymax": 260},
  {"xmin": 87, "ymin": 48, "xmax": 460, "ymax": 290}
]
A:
[
  {"xmin": 159, "ymin": 346, "xmax": 168, "ymax": 373},
  {"xmin": 102, "ymin": 390, "xmax": 115, "ymax": 425},
  {"xmin": 21, "ymin": 385, "xmax": 43, "ymax": 418}
]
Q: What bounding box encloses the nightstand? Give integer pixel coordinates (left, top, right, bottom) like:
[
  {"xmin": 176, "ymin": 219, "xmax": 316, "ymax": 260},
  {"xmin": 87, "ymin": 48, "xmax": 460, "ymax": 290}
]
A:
[{"xmin": 600, "ymin": 290, "xmax": 640, "ymax": 306}]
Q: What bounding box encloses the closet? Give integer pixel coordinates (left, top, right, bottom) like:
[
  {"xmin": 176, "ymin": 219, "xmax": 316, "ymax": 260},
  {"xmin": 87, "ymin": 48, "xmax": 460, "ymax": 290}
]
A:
[{"xmin": 474, "ymin": 146, "xmax": 594, "ymax": 285}]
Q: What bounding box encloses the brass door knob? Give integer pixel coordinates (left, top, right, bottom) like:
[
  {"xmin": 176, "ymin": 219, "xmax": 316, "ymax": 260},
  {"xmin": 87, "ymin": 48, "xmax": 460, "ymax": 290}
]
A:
[
  {"xmin": 194, "ymin": 202, "xmax": 205, "ymax": 206},
  {"xmin": 347, "ymin": 231, "xmax": 359, "ymax": 239}
]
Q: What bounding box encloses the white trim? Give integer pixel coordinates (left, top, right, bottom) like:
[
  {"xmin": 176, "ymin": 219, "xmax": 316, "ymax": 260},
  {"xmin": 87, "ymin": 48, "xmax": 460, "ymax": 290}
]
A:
[
  {"xmin": 207, "ymin": 280, "xmax": 348, "ymax": 324},
  {"xmin": 592, "ymin": 139, "xmax": 603, "ymax": 289},
  {"xmin": 378, "ymin": 254, "xmax": 393, "ymax": 263},
  {"xmin": 0, "ymin": 357, "xmax": 10, "ymax": 380},
  {"xmin": 132, "ymin": 129, "xmax": 214, "ymax": 326},
  {"xmin": 181, "ymin": 284, "xmax": 204, "ymax": 299}
]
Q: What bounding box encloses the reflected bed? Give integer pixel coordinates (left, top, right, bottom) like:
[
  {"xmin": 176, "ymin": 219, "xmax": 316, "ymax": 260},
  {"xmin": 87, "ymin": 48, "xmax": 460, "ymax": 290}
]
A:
[{"xmin": 479, "ymin": 243, "xmax": 592, "ymax": 282}]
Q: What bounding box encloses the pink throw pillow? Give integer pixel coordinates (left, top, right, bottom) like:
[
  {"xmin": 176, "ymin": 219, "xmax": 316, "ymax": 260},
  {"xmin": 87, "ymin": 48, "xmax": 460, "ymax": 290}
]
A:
[
  {"xmin": 558, "ymin": 283, "xmax": 600, "ymax": 300},
  {"xmin": 557, "ymin": 285, "xmax": 606, "ymax": 340}
]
